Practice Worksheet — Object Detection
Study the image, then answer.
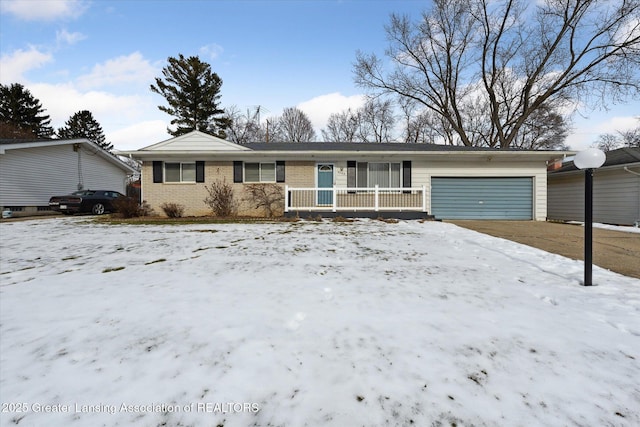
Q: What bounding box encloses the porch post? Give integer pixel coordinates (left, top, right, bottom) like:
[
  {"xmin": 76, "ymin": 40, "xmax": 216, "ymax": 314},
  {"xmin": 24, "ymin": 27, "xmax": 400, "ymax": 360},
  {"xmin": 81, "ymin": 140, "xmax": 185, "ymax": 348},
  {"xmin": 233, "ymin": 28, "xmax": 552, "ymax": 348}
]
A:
[
  {"xmin": 422, "ymin": 185, "xmax": 427, "ymax": 212},
  {"xmin": 284, "ymin": 185, "xmax": 289, "ymax": 213},
  {"xmin": 332, "ymin": 185, "xmax": 337, "ymax": 212},
  {"xmin": 374, "ymin": 185, "xmax": 379, "ymax": 211}
]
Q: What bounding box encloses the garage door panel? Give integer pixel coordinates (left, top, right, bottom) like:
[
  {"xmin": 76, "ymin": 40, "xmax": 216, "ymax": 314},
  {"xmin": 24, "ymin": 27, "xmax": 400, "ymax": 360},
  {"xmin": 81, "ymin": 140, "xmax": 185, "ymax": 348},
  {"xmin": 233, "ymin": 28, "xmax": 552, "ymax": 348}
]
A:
[{"xmin": 432, "ymin": 177, "xmax": 532, "ymax": 220}]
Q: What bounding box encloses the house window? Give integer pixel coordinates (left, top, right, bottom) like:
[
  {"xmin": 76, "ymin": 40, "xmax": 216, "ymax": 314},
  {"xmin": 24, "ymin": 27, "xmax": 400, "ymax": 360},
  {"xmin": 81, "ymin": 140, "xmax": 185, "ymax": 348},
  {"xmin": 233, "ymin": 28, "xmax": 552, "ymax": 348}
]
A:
[
  {"xmin": 245, "ymin": 162, "xmax": 276, "ymax": 182},
  {"xmin": 165, "ymin": 162, "xmax": 196, "ymax": 183},
  {"xmin": 357, "ymin": 162, "xmax": 401, "ymax": 188}
]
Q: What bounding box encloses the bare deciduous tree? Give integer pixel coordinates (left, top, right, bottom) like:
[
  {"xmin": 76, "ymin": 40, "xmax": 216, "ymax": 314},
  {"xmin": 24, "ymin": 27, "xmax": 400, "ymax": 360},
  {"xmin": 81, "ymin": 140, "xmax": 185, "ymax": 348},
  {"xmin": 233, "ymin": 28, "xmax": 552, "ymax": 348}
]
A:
[
  {"xmin": 620, "ymin": 127, "xmax": 640, "ymax": 148},
  {"xmin": 510, "ymin": 104, "xmax": 570, "ymax": 150},
  {"xmin": 225, "ymin": 105, "xmax": 264, "ymax": 144},
  {"xmin": 400, "ymin": 99, "xmax": 456, "ymax": 144},
  {"xmin": 595, "ymin": 117, "xmax": 640, "ymax": 151},
  {"xmin": 322, "ymin": 108, "xmax": 360, "ymax": 142},
  {"xmin": 595, "ymin": 133, "xmax": 622, "ymax": 152},
  {"xmin": 269, "ymin": 107, "xmax": 316, "ymax": 142},
  {"xmin": 354, "ymin": 0, "xmax": 640, "ymax": 149},
  {"xmin": 320, "ymin": 100, "xmax": 396, "ymax": 143},
  {"xmin": 357, "ymin": 99, "xmax": 396, "ymax": 142}
]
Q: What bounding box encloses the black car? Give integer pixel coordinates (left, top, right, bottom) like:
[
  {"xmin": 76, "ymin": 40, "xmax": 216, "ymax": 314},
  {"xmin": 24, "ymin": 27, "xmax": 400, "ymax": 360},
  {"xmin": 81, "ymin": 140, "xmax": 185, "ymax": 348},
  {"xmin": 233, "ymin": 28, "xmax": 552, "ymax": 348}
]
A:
[{"xmin": 49, "ymin": 190, "xmax": 125, "ymax": 215}]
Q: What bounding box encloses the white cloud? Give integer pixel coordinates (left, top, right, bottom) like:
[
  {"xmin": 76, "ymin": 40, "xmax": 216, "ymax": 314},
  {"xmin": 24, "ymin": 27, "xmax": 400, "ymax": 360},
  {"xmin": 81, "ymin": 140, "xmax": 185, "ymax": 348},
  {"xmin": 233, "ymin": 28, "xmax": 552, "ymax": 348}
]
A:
[
  {"xmin": 199, "ymin": 44, "xmax": 224, "ymax": 61},
  {"xmin": 595, "ymin": 115, "xmax": 639, "ymax": 135},
  {"xmin": 0, "ymin": 46, "xmax": 53, "ymax": 83},
  {"xmin": 297, "ymin": 92, "xmax": 366, "ymax": 130},
  {"xmin": 26, "ymin": 81, "xmax": 169, "ymax": 151},
  {"xmin": 0, "ymin": 0, "xmax": 88, "ymax": 21},
  {"xmin": 109, "ymin": 120, "xmax": 169, "ymax": 151},
  {"xmin": 565, "ymin": 114, "xmax": 639, "ymax": 151},
  {"xmin": 76, "ymin": 52, "xmax": 158, "ymax": 90},
  {"xmin": 56, "ymin": 29, "xmax": 86, "ymax": 47},
  {"xmin": 616, "ymin": 14, "xmax": 640, "ymax": 44},
  {"xmin": 28, "ymin": 82, "xmax": 153, "ymax": 130},
  {"xmin": 0, "ymin": 49, "xmax": 166, "ymax": 150}
]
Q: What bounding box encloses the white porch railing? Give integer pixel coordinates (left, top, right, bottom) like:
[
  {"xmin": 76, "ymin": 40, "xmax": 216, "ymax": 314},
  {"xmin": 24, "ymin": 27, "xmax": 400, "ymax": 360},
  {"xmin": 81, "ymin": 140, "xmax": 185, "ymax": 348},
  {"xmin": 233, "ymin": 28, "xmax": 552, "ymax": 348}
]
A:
[{"xmin": 284, "ymin": 185, "xmax": 427, "ymax": 213}]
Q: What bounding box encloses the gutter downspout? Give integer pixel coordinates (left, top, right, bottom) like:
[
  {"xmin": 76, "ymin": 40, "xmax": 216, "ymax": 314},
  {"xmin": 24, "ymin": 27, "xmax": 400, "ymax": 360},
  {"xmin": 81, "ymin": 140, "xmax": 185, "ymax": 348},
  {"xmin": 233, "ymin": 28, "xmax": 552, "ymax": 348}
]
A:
[
  {"xmin": 623, "ymin": 166, "xmax": 640, "ymax": 177},
  {"xmin": 73, "ymin": 143, "xmax": 84, "ymax": 190}
]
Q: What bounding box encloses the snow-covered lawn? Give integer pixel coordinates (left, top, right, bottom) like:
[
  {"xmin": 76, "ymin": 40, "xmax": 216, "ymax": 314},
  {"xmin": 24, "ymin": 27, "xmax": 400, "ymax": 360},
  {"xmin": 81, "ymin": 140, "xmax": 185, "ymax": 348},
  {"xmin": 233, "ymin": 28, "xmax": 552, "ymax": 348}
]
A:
[
  {"xmin": 593, "ymin": 223, "xmax": 640, "ymax": 234},
  {"xmin": 1, "ymin": 217, "xmax": 639, "ymax": 427},
  {"xmin": 565, "ymin": 221, "xmax": 640, "ymax": 234}
]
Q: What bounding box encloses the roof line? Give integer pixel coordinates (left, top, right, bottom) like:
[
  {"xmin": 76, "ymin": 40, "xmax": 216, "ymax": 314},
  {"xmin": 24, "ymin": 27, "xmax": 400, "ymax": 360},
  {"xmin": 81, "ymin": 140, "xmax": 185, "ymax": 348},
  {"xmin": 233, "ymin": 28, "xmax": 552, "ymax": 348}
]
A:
[{"xmin": 622, "ymin": 147, "xmax": 640, "ymax": 162}]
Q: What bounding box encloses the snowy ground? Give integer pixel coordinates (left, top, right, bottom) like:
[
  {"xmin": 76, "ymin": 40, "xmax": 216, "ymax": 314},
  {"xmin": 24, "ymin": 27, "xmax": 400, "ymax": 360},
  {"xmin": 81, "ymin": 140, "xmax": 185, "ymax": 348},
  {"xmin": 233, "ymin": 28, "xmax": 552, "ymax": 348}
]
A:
[
  {"xmin": 593, "ymin": 223, "xmax": 640, "ymax": 234},
  {"xmin": 565, "ymin": 221, "xmax": 640, "ymax": 234},
  {"xmin": 1, "ymin": 217, "xmax": 639, "ymax": 427}
]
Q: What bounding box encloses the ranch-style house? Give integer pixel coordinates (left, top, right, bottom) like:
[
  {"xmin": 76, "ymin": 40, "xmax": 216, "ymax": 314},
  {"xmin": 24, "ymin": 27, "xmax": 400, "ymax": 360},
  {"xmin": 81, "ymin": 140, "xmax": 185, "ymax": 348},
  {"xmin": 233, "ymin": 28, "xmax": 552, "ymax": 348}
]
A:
[{"xmin": 124, "ymin": 131, "xmax": 571, "ymax": 220}]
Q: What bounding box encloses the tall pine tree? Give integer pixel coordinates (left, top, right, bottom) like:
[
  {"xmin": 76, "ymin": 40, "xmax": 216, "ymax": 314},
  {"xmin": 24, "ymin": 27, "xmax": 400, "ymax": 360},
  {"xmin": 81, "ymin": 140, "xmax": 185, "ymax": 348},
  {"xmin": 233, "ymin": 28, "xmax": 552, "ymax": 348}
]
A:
[
  {"xmin": 150, "ymin": 54, "xmax": 230, "ymax": 138},
  {"xmin": 57, "ymin": 110, "xmax": 113, "ymax": 152},
  {"xmin": 0, "ymin": 83, "xmax": 53, "ymax": 138}
]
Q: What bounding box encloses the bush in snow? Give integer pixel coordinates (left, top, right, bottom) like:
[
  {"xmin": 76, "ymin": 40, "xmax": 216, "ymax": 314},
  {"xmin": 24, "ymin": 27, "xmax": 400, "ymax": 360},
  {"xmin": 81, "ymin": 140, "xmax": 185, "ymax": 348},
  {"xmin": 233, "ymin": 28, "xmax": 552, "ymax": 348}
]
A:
[
  {"xmin": 204, "ymin": 179, "xmax": 237, "ymax": 217},
  {"xmin": 160, "ymin": 202, "xmax": 185, "ymax": 218},
  {"xmin": 113, "ymin": 197, "xmax": 154, "ymax": 218},
  {"xmin": 243, "ymin": 184, "xmax": 284, "ymax": 218}
]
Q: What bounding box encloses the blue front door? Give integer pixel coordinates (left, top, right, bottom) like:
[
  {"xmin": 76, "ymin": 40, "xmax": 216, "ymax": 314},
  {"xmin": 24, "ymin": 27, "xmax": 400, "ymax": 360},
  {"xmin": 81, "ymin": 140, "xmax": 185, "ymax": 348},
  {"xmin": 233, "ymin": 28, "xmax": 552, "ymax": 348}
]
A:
[{"xmin": 317, "ymin": 164, "xmax": 333, "ymax": 205}]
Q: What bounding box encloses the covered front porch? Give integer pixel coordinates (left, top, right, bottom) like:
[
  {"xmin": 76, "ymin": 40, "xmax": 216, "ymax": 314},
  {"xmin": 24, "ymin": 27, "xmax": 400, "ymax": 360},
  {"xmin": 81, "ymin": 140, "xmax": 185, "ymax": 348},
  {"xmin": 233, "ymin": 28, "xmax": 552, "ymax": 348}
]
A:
[{"xmin": 284, "ymin": 185, "xmax": 433, "ymax": 219}]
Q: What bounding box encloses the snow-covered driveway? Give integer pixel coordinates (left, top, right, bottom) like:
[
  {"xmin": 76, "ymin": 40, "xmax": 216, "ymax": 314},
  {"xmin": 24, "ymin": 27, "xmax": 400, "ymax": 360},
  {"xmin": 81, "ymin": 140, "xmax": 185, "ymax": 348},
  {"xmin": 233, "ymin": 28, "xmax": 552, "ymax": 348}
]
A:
[{"xmin": 1, "ymin": 217, "xmax": 639, "ymax": 426}]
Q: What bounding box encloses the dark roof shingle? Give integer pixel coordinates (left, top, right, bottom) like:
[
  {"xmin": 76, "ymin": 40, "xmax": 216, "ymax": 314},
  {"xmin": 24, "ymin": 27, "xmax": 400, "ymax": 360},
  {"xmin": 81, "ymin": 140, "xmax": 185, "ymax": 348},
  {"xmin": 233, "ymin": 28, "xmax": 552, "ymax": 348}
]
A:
[
  {"xmin": 551, "ymin": 147, "xmax": 640, "ymax": 173},
  {"xmin": 0, "ymin": 138, "xmax": 55, "ymax": 145},
  {"xmin": 243, "ymin": 142, "xmax": 518, "ymax": 152}
]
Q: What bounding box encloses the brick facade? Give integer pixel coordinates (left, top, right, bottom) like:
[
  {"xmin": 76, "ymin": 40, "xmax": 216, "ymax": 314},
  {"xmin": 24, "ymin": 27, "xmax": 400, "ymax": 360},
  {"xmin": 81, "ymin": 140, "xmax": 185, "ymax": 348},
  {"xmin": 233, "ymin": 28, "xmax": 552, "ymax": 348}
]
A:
[{"xmin": 142, "ymin": 160, "xmax": 315, "ymax": 217}]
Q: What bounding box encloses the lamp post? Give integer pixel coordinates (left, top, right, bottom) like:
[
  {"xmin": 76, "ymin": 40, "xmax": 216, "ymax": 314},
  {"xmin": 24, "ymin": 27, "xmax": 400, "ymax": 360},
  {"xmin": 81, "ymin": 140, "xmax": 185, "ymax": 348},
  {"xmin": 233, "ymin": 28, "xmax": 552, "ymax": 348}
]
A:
[{"xmin": 574, "ymin": 148, "xmax": 606, "ymax": 286}]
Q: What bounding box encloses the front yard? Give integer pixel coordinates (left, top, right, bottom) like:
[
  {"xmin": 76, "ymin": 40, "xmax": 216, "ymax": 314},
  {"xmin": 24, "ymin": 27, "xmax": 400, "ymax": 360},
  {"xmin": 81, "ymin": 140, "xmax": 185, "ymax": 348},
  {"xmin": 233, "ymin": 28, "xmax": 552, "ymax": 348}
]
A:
[{"xmin": 0, "ymin": 217, "xmax": 638, "ymax": 426}]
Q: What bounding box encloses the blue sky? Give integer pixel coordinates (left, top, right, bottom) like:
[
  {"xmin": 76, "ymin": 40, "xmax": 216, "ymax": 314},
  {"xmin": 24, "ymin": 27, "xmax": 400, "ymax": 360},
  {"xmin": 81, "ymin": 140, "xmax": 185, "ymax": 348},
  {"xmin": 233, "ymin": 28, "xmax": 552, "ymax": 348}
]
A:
[{"xmin": 1, "ymin": 0, "xmax": 638, "ymax": 151}]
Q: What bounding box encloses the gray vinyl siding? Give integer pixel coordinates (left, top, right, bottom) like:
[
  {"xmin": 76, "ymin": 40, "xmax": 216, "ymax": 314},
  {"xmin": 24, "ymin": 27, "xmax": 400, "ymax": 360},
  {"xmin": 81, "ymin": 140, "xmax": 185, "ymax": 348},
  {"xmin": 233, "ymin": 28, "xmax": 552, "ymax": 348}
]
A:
[
  {"xmin": 0, "ymin": 144, "xmax": 129, "ymax": 208},
  {"xmin": 431, "ymin": 177, "xmax": 533, "ymax": 220},
  {"xmin": 411, "ymin": 160, "xmax": 547, "ymax": 221},
  {"xmin": 548, "ymin": 167, "xmax": 640, "ymax": 226},
  {"xmin": 332, "ymin": 159, "xmax": 547, "ymax": 220}
]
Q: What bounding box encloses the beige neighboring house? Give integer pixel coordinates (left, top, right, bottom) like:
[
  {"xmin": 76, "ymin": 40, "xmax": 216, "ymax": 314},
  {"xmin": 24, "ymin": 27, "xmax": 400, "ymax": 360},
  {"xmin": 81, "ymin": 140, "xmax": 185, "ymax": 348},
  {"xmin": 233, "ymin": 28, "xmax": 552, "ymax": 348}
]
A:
[
  {"xmin": 548, "ymin": 147, "xmax": 640, "ymax": 226},
  {"xmin": 124, "ymin": 130, "xmax": 570, "ymax": 220},
  {"xmin": 1, "ymin": 138, "xmax": 137, "ymax": 217}
]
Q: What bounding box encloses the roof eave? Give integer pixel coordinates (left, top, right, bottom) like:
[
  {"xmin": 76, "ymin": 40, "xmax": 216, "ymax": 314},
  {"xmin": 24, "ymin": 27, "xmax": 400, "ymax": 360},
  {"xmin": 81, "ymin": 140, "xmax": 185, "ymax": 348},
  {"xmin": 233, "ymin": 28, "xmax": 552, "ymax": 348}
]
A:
[
  {"xmin": 123, "ymin": 149, "xmax": 573, "ymax": 162},
  {"xmin": 1, "ymin": 139, "xmax": 137, "ymax": 174},
  {"xmin": 0, "ymin": 138, "xmax": 89, "ymax": 151},
  {"xmin": 549, "ymin": 161, "xmax": 640, "ymax": 176}
]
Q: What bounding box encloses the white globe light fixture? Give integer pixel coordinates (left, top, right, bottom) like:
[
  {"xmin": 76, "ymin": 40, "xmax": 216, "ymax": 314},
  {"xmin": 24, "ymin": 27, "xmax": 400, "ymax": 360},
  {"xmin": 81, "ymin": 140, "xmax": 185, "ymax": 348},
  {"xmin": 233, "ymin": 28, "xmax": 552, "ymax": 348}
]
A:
[
  {"xmin": 574, "ymin": 147, "xmax": 606, "ymax": 286},
  {"xmin": 574, "ymin": 148, "xmax": 606, "ymax": 170}
]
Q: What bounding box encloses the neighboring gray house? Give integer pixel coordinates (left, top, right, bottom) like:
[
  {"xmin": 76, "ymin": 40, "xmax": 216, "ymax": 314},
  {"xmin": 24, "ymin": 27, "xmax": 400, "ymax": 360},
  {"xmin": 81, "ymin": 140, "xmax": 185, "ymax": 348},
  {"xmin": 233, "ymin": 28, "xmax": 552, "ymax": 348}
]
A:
[
  {"xmin": 0, "ymin": 138, "xmax": 137, "ymax": 217},
  {"xmin": 547, "ymin": 147, "xmax": 640, "ymax": 226}
]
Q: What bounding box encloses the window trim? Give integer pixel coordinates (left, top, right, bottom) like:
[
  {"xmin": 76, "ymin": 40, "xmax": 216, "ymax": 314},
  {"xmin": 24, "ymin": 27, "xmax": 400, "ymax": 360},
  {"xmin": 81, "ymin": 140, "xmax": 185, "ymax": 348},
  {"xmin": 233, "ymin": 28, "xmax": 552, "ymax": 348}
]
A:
[
  {"xmin": 164, "ymin": 162, "xmax": 197, "ymax": 183},
  {"xmin": 356, "ymin": 162, "xmax": 402, "ymax": 188},
  {"xmin": 244, "ymin": 162, "xmax": 277, "ymax": 183}
]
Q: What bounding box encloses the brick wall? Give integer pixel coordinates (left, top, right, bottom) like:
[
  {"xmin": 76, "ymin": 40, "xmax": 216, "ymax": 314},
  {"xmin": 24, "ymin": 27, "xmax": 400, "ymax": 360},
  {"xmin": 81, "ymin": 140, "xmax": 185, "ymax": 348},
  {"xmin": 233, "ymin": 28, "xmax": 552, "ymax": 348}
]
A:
[
  {"xmin": 142, "ymin": 160, "xmax": 315, "ymax": 217},
  {"xmin": 281, "ymin": 161, "xmax": 315, "ymax": 187}
]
